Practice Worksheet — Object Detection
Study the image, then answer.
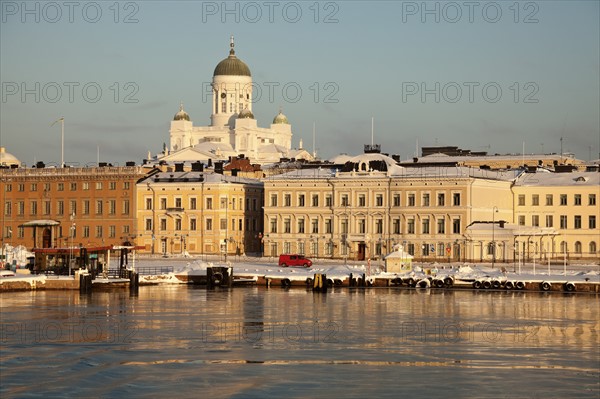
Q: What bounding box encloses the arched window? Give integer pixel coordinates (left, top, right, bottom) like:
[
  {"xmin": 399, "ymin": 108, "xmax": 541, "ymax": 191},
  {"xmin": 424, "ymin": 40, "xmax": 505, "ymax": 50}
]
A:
[
  {"xmin": 560, "ymin": 241, "xmax": 568, "ymax": 253},
  {"xmin": 487, "ymin": 242, "xmax": 495, "ymax": 255},
  {"xmin": 589, "ymin": 241, "xmax": 596, "ymax": 254},
  {"xmin": 574, "ymin": 241, "xmax": 582, "ymax": 254}
]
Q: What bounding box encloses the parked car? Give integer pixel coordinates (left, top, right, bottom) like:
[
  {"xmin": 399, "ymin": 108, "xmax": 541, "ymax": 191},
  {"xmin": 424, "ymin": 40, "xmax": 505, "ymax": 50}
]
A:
[{"xmin": 278, "ymin": 254, "xmax": 312, "ymax": 267}]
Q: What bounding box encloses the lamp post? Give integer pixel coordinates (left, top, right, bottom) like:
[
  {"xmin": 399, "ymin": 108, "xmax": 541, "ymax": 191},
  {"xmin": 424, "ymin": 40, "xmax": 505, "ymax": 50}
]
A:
[
  {"xmin": 492, "ymin": 206, "xmax": 498, "ymax": 269},
  {"xmin": 147, "ymin": 182, "xmax": 156, "ymax": 255},
  {"xmin": 69, "ymin": 213, "xmax": 75, "ymax": 276}
]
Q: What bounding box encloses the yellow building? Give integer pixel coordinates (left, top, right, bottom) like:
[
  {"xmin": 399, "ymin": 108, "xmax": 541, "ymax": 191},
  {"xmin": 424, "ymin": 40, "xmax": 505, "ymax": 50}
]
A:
[
  {"xmin": 512, "ymin": 170, "xmax": 599, "ymax": 261},
  {"xmin": 263, "ymin": 153, "xmax": 516, "ymax": 262},
  {"xmin": 136, "ymin": 167, "xmax": 263, "ymax": 256}
]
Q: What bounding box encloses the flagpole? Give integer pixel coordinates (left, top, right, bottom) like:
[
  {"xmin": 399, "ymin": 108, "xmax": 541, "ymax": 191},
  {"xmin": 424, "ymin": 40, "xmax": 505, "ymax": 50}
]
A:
[{"xmin": 61, "ymin": 118, "xmax": 64, "ymax": 167}]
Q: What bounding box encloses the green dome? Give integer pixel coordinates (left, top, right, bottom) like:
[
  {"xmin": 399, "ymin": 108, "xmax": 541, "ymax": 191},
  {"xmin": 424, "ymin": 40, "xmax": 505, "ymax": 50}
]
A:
[
  {"xmin": 238, "ymin": 107, "xmax": 254, "ymax": 119},
  {"xmin": 173, "ymin": 103, "xmax": 190, "ymax": 121},
  {"xmin": 214, "ymin": 49, "xmax": 251, "ymax": 77},
  {"xmin": 273, "ymin": 111, "xmax": 289, "ymax": 124}
]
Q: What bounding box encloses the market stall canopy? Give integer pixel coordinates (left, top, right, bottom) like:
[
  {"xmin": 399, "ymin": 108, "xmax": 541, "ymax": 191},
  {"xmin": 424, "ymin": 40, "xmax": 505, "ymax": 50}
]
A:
[{"xmin": 19, "ymin": 220, "xmax": 60, "ymax": 227}]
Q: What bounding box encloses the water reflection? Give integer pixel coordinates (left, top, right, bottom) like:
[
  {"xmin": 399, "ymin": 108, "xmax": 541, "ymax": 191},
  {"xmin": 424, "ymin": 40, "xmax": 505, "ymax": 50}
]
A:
[{"xmin": 1, "ymin": 287, "xmax": 598, "ymax": 398}]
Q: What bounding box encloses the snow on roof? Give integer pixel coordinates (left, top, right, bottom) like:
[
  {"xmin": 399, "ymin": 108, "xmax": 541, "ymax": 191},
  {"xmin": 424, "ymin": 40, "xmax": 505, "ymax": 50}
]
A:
[
  {"xmin": 142, "ymin": 171, "xmax": 262, "ymax": 185},
  {"xmin": 514, "ymin": 171, "xmax": 600, "ymax": 187}
]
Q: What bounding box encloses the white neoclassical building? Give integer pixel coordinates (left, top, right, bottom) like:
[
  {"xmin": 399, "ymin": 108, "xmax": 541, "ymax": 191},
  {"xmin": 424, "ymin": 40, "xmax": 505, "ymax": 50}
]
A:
[{"xmin": 162, "ymin": 37, "xmax": 312, "ymax": 165}]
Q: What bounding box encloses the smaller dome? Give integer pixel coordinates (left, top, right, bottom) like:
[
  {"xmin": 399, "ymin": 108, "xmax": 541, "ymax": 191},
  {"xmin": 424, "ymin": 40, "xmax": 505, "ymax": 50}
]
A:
[
  {"xmin": 238, "ymin": 107, "xmax": 254, "ymax": 119},
  {"xmin": 273, "ymin": 110, "xmax": 289, "ymax": 124},
  {"xmin": 173, "ymin": 103, "xmax": 190, "ymax": 121},
  {"xmin": 0, "ymin": 147, "xmax": 20, "ymax": 167}
]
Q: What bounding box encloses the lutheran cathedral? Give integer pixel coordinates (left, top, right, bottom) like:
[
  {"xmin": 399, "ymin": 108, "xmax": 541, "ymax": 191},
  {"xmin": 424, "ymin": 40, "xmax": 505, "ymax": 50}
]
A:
[{"xmin": 157, "ymin": 37, "xmax": 312, "ymax": 165}]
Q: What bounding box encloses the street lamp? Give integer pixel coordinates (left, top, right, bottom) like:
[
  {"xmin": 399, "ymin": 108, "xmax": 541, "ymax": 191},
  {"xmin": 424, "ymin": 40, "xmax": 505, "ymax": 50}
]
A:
[
  {"xmin": 147, "ymin": 182, "xmax": 156, "ymax": 255},
  {"xmin": 492, "ymin": 206, "xmax": 499, "ymax": 269}
]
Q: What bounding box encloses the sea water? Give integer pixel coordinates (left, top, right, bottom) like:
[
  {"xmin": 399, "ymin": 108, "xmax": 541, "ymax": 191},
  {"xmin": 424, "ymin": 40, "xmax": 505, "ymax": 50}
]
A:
[{"xmin": 1, "ymin": 287, "xmax": 598, "ymax": 398}]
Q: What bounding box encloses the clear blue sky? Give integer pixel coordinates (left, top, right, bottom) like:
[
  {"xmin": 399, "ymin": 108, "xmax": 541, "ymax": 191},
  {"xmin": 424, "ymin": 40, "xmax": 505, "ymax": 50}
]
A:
[{"xmin": 1, "ymin": 1, "xmax": 599, "ymax": 166}]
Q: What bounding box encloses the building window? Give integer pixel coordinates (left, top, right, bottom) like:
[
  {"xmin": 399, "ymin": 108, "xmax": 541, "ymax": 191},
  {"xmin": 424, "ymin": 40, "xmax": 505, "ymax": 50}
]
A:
[
  {"xmin": 407, "ymin": 243, "xmax": 415, "ymax": 256},
  {"xmin": 96, "ymin": 182, "xmax": 102, "ymax": 190},
  {"xmin": 453, "ymin": 193, "xmax": 461, "ymax": 206},
  {"xmin": 532, "ymin": 215, "xmax": 539, "ymax": 227},
  {"xmin": 146, "ymin": 198, "xmax": 152, "ymax": 210},
  {"xmin": 437, "ymin": 193, "xmax": 445, "ymax": 206},
  {"xmin": 57, "ymin": 201, "xmax": 64, "ymax": 216},
  {"xmin": 422, "ymin": 219, "xmax": 430, "ymax": 234},
  {"xmin": 95, "ymin": 226, "xmax": 103, "ymax": 238},
  {"xmin": 574, "ymin": 194, "xmax": 582, "ymax": 206},
  {"xmin": 270, "ymin": 194, "xmax": 278, "ymax": 207},
  {"xmin": 189, "ymin": 198, "xmax": 197, "ymax": 210},
  {"xmin": 408, "ymin": 194, "xmax": 415, "ymax": 206},
  {"xmin": 376, "ymin": 194, "xmax": 383, "ymax": 207},
  {"xmin": 3, "ymin": 201, "xmax": 10, "ymax": 216},
  {"xmin": 175, "ymin": 198, "xmax": 182, "ymax": 208},
  {"xmin": 160, "ymin": 219, "xmax": 167, "ymax": 231},
  {"xmin": 284, "ymin": 218, "xmax": 291, "ymax": 233},
  {"xmin": 145, "ymin": 218, "xmax": 152, "ymax": 231},
  {"xmin": 325, "ymin": 219, "xmax": 332, "ymax": 234},
  {"xmin": 109, "ymin": 226, "xmax": 116, "ymax": 238},
  {"xmin": 311, "ymin": 219, "xmax": 319, "ymax": 233},
  {"xmin": 82, "ymin": 182, "xmax": 89, "ymax": 190},
  {"xmin": 437, "ymin": 243, "xmax": 445, "ymax": 257},
  {"xmin": 437, "ymin": 218, "xmax": 445, "ymax": 234},
  {"xmin": 298, "ymin": 218, "xmax": 305, "ymax": 233},
  {"xmin": 422, "ymin": 244, "xmax": 430, "ymax": 256},
  {"xmin": 546, "ymin": 194, "xmax": 553, "ymax": 206},
  {"xmin": 108, "ymin": 200, "xmax": 116, "ymax": 215},
  {"xmin": 560, "ymin": 215, "xmax": 567, "ymax": 229},
  {"xmin": 532, "ymin": 195, "xmax": 539, "ymax": 206},
  {"xmin": 375, "ymin": 219, "xmax": 383, "ymax": 234},
  {"xmin": 298, "ymin": 194, "xmax": 305, "ymax": 207},
  {"xmin": 109, "ymin": 182, "xmax": 117, "ymax": 190},
  {"xmin": 589, "ymin": 194, "xmax": 596, "ymax": 206},
  {"xmin": 82, "ymin": 200, "xmax": 89, "ymax": 215},
  {"xmin": 83, "ymin": 226, "xmax": 90, "ymax": 238},
  {"xmin": 358, "ymin": 219, "xmax": 365, "ymax": 234},
  {"xmin": 284, "ymin": 242, "xmax": 291, "ymax": 254},
  {"xmin": 574, "ymin": 241, "xmax": 582, "ymax": 254},
  {"xmin": 358, "ymin": 194, "xmax": 366, "ymax": 207},
  {"xmin": 341, "ymin": 219, "xmax": 348, "ymax": 234},
  {"xmin": 452, "ymin": 218, "xmax": 460, "ymax": 234},
  {"xmin": 325, "ymin": 195, "xmax": 332, "ymax": 207},
  {"xmin": 341, "ymin": 194, "xmax": 349, "ymax": 207},
  {"xmin": 393, "ymin": 219, "xmax": 400, "ymax": 234},
  {"xmin": 518, "ymin": 195, "xmax": 525, "ymax": 206},
  {"xmin": 590, "ymin": 242, "xmax": 597, "ymax": 254},
  {"xmin": 70, "ymin": 182, "xmax": 77, "ymax": 191},
  {"xmin": 560, "ymin": 194, "xmax": 567, "ymax": 205},
  {"xmin": 96, "ymin": 200, "xmax": 103, "ymax": 215},
  {"xmin": 31, "ymin": 183, "xmax": 37, "ymax": 191},
  {"xmin": 589, "ymin": 215, "xmax": 596, "ymax": 229},
  {"xmin": 220, "ymin": 219, "xmax": 227, "ymax": 230},
  {"xmin": 312, "ymin": 194, "xmax": 319, "ymax": 207},
  {"xmin": 393, "ymin": 194, "xmax": 400, "ymax": 207},
  {"xmin": 160, "ymin": 198, "xmax": 167, "ymax": 210},
  {"xmin": 407, "ymin": 218, "xmax": 415, "ymax": 234},
  {"xmin": 574, "ymin": 215, "xmax": 582, "ymax": 229},
  {"xmin": 30, "ymin": 201, "xmax": 37, "ymax": 216},
  {"xmin": 70, "ymin": 200, "xmax": 77, "ymax": 216},
  {"xmin": 518, "ymin": 215, "xmax": 525, "ymax": 226},
  {"xmin": 175, "ymin": 219, "xmax": 182, "ymax": 231},
  {"xmin": 17, "ymin": 201, "xmax": 25, "ymax": 216},
  {"xmin": 57, "ymin": 183, "xmax": 64, "ymax": 191},
  {"xmin": 422, "ymin": 193, "xmax": 430, "ymax": 207},
  {"xmin": 545, "ymin": 215, "xmax": 553, "ymax": 227},
  {"xmin": 284, "ymin": 194, "xmax": 291, "ymax": 207},
  {"xmin": 206, "ymin": 219, "xmax": 213, "ymax": 231},
  {"xmin": 206, "ymin": 198, "xmax": 213, "ymax": 209},
  {"xmin": 123, "ymin": 182, "xmax": 130, "ymax": 190}
]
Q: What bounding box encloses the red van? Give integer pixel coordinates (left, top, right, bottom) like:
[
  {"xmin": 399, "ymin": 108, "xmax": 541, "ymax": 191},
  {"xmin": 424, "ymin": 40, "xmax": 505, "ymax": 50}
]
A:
[{"xmin": 278, "ymin": 254, "xmax": 312, "ymax": 267}]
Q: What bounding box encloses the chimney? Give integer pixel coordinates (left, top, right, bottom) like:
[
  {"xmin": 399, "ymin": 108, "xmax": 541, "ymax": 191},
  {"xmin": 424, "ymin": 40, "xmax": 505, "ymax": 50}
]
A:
[{"xmin": 175, "ymin": 163, "xmax": 184, "ymax": 172}]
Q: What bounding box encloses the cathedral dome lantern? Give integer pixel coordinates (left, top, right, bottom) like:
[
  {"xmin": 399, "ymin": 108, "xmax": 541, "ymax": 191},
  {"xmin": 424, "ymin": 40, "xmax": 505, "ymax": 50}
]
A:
[{"xmin": 173, "ymin": 103, "xmax": 190, "ymax": 121}]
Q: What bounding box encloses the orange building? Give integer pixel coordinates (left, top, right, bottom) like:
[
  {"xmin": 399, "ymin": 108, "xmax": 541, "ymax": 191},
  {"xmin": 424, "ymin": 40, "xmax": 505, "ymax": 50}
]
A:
[{"xmin": 1, "ymin": 164, "xmax": 150, "ymax": 255}]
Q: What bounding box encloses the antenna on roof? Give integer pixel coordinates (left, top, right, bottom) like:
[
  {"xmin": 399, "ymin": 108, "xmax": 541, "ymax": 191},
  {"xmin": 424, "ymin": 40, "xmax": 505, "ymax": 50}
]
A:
[
  {"xmin": 312, "ymin": 122, "xmax": 316, "ymax": 159},
  {"xmin": 371, "ymin": 116, "xmax": 374, "ymax": 146}
]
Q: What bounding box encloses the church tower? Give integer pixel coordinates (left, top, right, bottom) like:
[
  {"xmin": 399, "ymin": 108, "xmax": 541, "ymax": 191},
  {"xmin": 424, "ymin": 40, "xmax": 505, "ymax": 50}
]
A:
[{"xmin": 210, "ymin": 36, "xmax": 253, "ymax": 128}]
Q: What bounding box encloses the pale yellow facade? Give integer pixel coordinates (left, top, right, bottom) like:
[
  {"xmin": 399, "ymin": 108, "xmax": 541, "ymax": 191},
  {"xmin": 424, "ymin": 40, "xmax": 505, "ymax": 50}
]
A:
[
  {"xmin": 136, "ymin": 171, "xmax": 263, "ymax": 256},
  {"xmin": 512, "ymin": 171, "xmax": 599, "ymax": 261},
  {"xmin": 263, "ymin": 156, "xmax": 516, "ymax": 263}
]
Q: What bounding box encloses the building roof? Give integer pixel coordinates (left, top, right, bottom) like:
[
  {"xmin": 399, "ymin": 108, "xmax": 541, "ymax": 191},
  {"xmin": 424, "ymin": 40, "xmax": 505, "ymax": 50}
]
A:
[
  {"xmin": 514, "ymin": 171, "xmax": 600, "ymax": 187},
  {"xmin": 142, "ymin": 171, "xmax": 262, "ymax": 185},
  {"xmin": 213, "ymin": 39, "xmax": 251, "ymax": 77}
]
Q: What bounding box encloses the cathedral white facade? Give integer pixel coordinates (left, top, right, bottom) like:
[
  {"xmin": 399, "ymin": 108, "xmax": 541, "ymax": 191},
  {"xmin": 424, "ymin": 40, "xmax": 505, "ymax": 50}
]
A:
[{"xmin": 162, "ymin": 38, "xmax": 312, "ymax": 165}]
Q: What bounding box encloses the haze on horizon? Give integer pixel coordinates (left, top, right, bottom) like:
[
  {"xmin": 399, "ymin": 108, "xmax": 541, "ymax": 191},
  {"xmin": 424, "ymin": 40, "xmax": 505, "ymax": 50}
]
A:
[{"xmin": 1, "ymin": 1, "xmax": 598, "ymax": 166}]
